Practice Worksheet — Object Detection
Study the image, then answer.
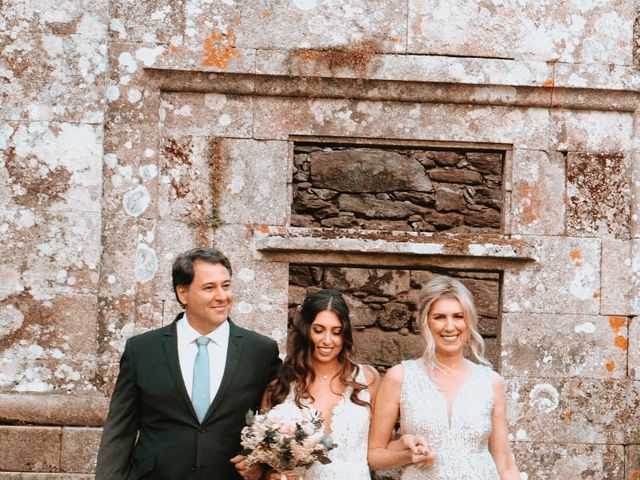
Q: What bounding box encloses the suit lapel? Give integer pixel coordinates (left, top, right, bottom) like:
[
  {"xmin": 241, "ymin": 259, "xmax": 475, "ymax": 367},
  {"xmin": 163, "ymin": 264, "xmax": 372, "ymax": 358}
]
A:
[
  {"xmin": 205, "ymin": 320, "xmax": 244, "ymax": 420},
  {"xmin": 162, "ymin": 313, "xmax": 200, "ymax": 421}
]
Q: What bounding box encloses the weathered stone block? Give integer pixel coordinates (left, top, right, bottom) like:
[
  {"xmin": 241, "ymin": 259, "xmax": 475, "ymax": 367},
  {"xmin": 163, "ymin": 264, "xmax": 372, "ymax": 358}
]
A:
[
  {"xmin": 407, "ymin": 0, "xmax": 634, "ymax": 65},
  {"xmin": 109, "ymin": 0, "xmax": 184, "ymax": 43},
  {"xmin": 376, "ymin": 302, "xmax": 411, "ymax": 330},
  {"xmin": 0, "ymin": 215, "xmax": 101, "ymax": 300},
  {"xmin": 509, "ymin": 149, "xmax": 565, "ymax": 235},
  {"xmin": 182, "ymin": 0, "xmax": 406, "ymax": 55},
  {"xmin": 61, "ymin": 427, "xmax": 102, "ymax": 473},
  {"xmin": 158, "ymin": 136, "xmax": 220, "ymax": 223},
  {"xmin": 218, "ymin": 139, "xmax": 289, "ymax": 225},
  {"xmin": 554, "ymin": 62, "xmax": 640, "ymax": 92},
  {"xmin": 1, "ymin": 122, "xmax": 103, "ymax": 212},
  {"xmin": 253, "ymin": 97, "xmax": 551, "ymax": 149},
  {"xmin": 429, "ymin": 168, "xmax": 482, "ymax": 185},
  {"xmin": 627, "ymin": 381, "xmax": 640, "ymax": 444},
  {"xmin": 630, "ymin": 317, "xmax": 640, "ymax": 380},
  {"xmin": 503, "ymin": 236, "xmax": 600, "ymax": 314},
  {"xmin": 0, "ymin": 426, "xmax": 61, "ymax": 472},
  {"xmin": 353, "ymin": 328, "xmax": 424, "ymax": 368},
  {"xmin": 0, "ymin": 293, "xmax": 100, "ymax": 392},
  {"xmin": 551, "ymin": 109, "xmax": 633, "ymax": 153},
  {"xmin": 0, "ymin": 32, "xmax": 107, "ymax": 123},
  {"xmin": 513, "ymin": 442, "xmax": 624, "ymax": 480},
  {"xmin": 501, "ymin": 313, "xmax": 628, "ymax": 379},
  {"xmin": 601, "ymin": 239, "xmax": 634, "ymax": 316},
  {"xmin": 96, "ymin": 218, "xmax": 142, "ymax": 301},
  {"xmin": 160, "ymin": 92, "xmax": 253, "ymax": 138},
  {"xmin": 338, "ymin": 194, "xmax": 423, "ymax": 219},
  {"xmin": 506, "ymin": 377, "xmax": 631, "ymax": 444},
  {"xmin": 0, "ymin": 0, "xmax": 108, "ymax": 37},
  {"xmin": 0, "ymin": 393, "xmax": 108, "ymax": 427},
  {"xmin": 324, "ymin": 268, "xmax": 410, "ymax": 297},
  {"xmin": 626, "ymin": 444, "xmax": 640, "ymax": 480},
  {"xmin": 566, "ymin": 152, "xmax": 630, "ymax": 239},
  {"xmin": 309, "ymin": 149, "xmax": 432, "ymax": 192},
  {"xmin": 106, "ymin": 40, "xmax": 169, "ymax": 117}
]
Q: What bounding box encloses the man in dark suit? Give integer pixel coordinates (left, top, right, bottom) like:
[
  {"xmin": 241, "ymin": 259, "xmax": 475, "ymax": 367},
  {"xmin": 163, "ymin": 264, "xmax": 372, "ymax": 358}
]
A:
[{"xmin": 95, "ymin": 247, "xmax": 281, "ymax": 480}]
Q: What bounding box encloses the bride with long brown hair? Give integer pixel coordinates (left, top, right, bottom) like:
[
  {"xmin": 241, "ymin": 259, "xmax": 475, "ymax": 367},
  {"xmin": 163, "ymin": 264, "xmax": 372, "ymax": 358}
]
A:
[
  {"xmin": 263, "ymin": 288, "xmax": 379, "ymax": 479},
  {"xmin": 234, "ymin": 288, "xmax": 428, "ymax": 480}
]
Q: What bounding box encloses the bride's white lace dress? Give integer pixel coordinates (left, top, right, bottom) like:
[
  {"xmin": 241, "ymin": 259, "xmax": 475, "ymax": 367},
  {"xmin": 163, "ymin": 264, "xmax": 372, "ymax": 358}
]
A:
[
  {"xmin": 399, "ymin": 359, "xmax": 500, "ymax": 480},
  {"xmin": 283, "ymin": 365, "xmax": 372, "ymax": 480}
]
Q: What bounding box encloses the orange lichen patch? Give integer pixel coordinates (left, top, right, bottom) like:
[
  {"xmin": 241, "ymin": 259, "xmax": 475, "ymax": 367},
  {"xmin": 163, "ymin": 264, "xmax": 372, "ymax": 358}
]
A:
[
  {"xmin": 614, "ymin": 335, "xmax": 628, "ymax": 350},
  {"xmin": 202, "ymin": 28, "xmax": 241, "ymax": 69},
  {"xmin": 514, "ymin": 183, "xmax": 540, "ymax": 225},
  {"xmin": 608, "ymin": 315, "xmax": 627, "ymax": 333},
  {"xmin": 288, "ymin": 39, "xmax": 381, "ymax": 78},
  {"xmin": 630, "ymin": 470, "xmax": 640, "ymax": 480},
  {"xmin": 542, "ymin": 79, "xmax": 555, "ymax": 88},
  {"xmin": 226, "ymin": 185, "xmax": 233, "ymax": 193},
  {"xmin": 262, "ymin": 11, "xmax": 270, "ymax": 18},
  {"xmin": 165, "ymin": 45, "xmax": 183, "ymax": 56},
  {"xmin": 389, "ymin": 37, "xmax": 400, "ymax": 43},
  {"xmin": 299, "ymin": 50, "xmax": 319, "ymax": 61},
  {"xmin": 255, "ymin": 224, "xmax": 270, "ymax": 234},
  {"xmin": 605, "ymin": 361, "xmax": 616, "ymax": 372},
  {"xmin": 569, "ymin": 249, "xmax": 582, "ymax": 260},
  {"xmin": 592, "ymin": 291, "xmax": 600, "ymax": 299},
  {"xmin": 563, "ymin": 411, "xmax": 572, "ymax": 420}
]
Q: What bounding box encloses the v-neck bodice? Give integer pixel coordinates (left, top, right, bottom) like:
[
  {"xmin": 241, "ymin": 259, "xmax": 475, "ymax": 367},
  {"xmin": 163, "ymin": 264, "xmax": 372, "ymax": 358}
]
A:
[
  {"xmin": 282, "ymin": 365, "xmax": 372, "ymax": 479},
  {"xmin": 399, "ymin": 359, "xmax": 499, "ymax": 480}
]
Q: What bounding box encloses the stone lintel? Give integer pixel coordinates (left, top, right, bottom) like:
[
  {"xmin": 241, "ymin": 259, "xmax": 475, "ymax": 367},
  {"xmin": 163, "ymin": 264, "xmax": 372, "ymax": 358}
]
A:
[
  {"xmin": 255, "ymin": 227, "xmax": 534, "ymax": 268},
  {"xmin": 0, "ymin": 393, "xmax": 109, "ymax": 427},
  {"xmin": 145, "ymin": 68, "xmax": 639, "ymax": 112}
]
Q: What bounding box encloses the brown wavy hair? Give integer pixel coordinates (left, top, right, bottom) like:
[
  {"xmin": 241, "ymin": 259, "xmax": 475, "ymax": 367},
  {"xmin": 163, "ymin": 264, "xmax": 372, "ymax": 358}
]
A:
[{"xmin": 264, "ymin": 289, "xmax": 370, "ymax": 409}]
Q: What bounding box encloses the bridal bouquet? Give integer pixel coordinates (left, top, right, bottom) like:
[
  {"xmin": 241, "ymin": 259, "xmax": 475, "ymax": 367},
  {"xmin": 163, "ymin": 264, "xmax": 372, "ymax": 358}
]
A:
[{"xmin": 240, "ymin": 402, "xmax": 336, "ymax": 474}]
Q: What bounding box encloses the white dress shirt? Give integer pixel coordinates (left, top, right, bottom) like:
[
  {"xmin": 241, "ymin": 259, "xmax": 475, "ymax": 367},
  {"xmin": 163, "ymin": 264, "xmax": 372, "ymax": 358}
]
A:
[{"xmin": 177, "ymin": 314, "xmax": 230, "ymax": 405}]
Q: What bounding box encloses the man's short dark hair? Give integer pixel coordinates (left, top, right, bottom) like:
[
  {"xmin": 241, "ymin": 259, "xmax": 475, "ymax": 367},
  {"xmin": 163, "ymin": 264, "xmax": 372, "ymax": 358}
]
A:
[{"xmin": 172, "ymin": 247, "xmax": 232, "ymax": 305}]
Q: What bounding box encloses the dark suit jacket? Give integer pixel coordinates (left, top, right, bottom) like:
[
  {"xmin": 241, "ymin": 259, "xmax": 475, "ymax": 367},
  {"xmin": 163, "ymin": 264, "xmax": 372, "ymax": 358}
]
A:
[{"xmin": 95, "ymin": 313, "xmax": 281, "ymax": 480}]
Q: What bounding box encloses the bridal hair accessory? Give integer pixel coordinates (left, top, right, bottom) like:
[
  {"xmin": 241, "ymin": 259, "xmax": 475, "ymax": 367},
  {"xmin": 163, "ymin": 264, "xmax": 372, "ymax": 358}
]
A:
[{"xmin": 240, "ymin": 402, "xmax": 336, "ymax": 474}]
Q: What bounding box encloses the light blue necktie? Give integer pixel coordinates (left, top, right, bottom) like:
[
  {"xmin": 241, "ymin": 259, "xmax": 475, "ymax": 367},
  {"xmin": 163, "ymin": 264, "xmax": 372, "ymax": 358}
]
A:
[{"xmin": 192, "ymin": 336, "xmax": 211, "ymax": 423}]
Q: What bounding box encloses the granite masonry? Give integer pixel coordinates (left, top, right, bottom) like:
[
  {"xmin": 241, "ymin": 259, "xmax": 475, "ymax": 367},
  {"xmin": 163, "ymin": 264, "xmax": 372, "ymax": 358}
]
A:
[{"xmin": 1, "ymin": 1, "xmax": 640, "ymax": 478}]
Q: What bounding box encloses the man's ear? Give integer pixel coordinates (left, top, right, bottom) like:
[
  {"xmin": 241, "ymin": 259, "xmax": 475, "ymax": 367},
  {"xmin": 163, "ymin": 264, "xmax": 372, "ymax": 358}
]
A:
[{"xmin": 176, "ymin": 285, "xmax": 188, "ymax": 306}]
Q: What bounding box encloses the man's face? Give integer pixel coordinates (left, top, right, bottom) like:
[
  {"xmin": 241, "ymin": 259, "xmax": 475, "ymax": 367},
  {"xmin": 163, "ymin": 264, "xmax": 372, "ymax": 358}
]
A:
[{"xmin": 176, "ymin": 260, "xmax": 233, "ymax": 334}]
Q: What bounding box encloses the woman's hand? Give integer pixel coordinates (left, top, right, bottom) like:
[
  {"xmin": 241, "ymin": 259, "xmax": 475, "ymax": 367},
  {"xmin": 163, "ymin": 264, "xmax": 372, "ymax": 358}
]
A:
[
  {"xmin": 398, "ymin": 434, "xmax": 435, "ymax": 468},
  {"xmin": 230, "ymin": 455, "xmax": 263, "ymax": 480}
]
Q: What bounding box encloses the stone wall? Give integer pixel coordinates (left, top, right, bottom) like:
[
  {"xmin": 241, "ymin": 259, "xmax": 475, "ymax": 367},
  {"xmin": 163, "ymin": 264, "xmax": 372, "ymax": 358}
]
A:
[{"xmin": 2, "ymin": 0, "xmax": 640, "ymax": 478}]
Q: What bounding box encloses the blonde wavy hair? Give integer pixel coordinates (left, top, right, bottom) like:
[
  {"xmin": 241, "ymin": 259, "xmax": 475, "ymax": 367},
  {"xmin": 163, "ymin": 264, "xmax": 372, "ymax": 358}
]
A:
[{"xmin": 417, "ymin": 275, "xmax": 491, "ymax": 370}]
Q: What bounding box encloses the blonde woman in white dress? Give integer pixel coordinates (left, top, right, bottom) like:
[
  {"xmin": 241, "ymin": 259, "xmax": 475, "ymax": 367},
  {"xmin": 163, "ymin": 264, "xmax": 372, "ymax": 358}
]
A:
[{"xmin": 368, "ymin": 275, "xmax": 520, "ymax": 480}]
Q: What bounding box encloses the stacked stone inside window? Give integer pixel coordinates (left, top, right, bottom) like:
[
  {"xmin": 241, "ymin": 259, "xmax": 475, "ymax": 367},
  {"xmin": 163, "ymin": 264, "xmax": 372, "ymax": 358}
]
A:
[
  {"xmin": 291, "ymin": 144, "xmax": 504, "ymax": 232},
  {"xmin": 288, "ymin": 143, "xmax": 507, "ymax": 369}
]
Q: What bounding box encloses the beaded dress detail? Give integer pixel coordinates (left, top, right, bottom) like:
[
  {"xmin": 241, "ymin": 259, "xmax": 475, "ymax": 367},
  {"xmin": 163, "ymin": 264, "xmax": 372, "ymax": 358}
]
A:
[
  {"xmin": 399, "ymin": 359, "xmax": 499, "ymax": 480},
  {"xmin": 283, "ymin": 365, "xmax": 371, "ymax": 480}
]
